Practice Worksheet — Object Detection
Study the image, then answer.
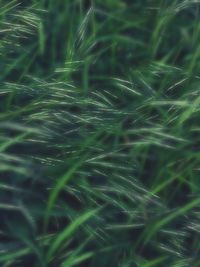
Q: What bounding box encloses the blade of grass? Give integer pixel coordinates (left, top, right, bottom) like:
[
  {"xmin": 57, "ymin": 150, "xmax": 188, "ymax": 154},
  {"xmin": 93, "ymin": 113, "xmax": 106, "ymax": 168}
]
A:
[{"xmin": 46, "ymin": 209, "xmax": 98, "ymax": 262}]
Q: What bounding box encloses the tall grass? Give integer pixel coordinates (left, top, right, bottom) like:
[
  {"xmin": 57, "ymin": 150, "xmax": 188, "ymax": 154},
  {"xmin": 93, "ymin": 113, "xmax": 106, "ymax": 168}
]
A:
[{"xmin": 1, "ymin": 1, "xmax": 200, "ymax": 266}]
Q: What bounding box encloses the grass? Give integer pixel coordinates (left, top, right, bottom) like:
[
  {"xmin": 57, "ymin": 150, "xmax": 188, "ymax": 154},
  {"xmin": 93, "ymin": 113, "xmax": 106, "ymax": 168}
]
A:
[{"xmin": 1, "ymin": 0, "xmax": 200, "ymax": 266}]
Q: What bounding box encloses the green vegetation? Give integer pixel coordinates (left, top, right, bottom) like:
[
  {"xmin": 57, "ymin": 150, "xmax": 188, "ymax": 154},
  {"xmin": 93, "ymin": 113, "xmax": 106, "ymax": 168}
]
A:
[{"xmin": 1, "ymin": 0, "xmax": 200, "ymax": 266}]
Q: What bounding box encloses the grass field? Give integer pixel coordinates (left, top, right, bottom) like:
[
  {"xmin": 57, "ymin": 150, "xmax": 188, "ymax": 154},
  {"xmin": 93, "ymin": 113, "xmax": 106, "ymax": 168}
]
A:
[{"xmin": 1, "ymin": 0, "xmax": 200, "ymax": 266}]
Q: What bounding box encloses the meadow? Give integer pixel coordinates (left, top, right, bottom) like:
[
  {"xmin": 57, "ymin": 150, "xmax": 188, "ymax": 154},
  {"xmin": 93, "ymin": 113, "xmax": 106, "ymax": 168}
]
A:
[{"xmin": 1, "ymin": 0, "xmax": 200, "ymax": 266}]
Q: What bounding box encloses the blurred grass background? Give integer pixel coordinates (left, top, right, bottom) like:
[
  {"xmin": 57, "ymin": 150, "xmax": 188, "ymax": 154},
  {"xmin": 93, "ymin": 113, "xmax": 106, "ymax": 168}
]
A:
[{"xmin": 1, "ymin": 0, "xmax": 200, "ymax": 266}]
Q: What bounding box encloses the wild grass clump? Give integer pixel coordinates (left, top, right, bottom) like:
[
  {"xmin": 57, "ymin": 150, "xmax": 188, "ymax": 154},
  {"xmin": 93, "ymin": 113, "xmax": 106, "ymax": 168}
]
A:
[{"xmin": 1, "ymin": 1, "xmax": 200, "ymax": 267}]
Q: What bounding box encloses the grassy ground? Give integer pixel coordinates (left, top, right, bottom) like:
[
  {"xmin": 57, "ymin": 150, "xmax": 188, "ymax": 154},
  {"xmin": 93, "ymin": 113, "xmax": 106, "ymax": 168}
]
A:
[{"xmin": 1, "ymin": 0, "xmax": 200, "ymax": 266}]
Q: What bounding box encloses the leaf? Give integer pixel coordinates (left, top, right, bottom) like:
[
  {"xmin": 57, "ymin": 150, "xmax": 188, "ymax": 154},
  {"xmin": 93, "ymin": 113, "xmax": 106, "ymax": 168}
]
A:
[
  {"xmin": 144, "ymin": 197, "xmax": 200, "ymax": 244},
  {"xmin": 141, "ymin": 256, "xmax": 167, "ymax": 267},
  {"xmin": 62, "ymin": 252, "xmax": 94, "ymax": 267},
  {"xmin": 44, "ymin": 130, "xmax": 102, "ymax": 229},
  {"xmin": 46, "ymin": 209, "xmax": 98, "ymax": 262}
]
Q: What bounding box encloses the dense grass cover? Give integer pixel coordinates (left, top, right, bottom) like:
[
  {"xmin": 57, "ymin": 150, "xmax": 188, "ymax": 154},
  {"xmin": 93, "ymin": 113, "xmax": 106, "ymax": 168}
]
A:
[{"xmin": 1, "ymin": 0, "xmax": 200, "ymax": 266}]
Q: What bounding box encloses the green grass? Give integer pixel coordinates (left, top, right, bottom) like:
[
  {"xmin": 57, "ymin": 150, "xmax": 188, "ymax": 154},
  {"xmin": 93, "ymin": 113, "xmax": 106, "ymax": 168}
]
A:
[{"xmin": 1, "ymin": 0, "xmax": 200, "ymax": 266}]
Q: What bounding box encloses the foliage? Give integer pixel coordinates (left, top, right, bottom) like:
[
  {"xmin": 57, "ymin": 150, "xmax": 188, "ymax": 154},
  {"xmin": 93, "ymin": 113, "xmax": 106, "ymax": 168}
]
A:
[{"xmin": 1, "ymin": 0, "xmax": 200, "ymax": 266}]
